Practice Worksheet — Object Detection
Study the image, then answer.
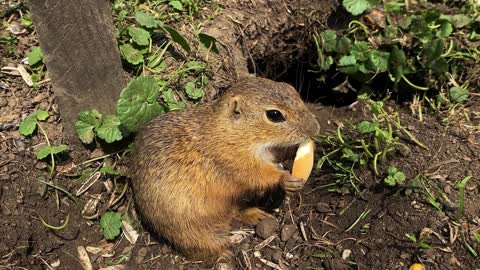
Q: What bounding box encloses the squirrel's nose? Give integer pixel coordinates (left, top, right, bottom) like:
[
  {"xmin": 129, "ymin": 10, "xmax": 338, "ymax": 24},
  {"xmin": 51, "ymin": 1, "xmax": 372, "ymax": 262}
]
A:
[
  {"xmin": 303, "ymin": 113, "xmax": 320, "ymax": 137},
  {"xmin": 309, "ymin": 118, "xmax": 321, "ymax": 136}
]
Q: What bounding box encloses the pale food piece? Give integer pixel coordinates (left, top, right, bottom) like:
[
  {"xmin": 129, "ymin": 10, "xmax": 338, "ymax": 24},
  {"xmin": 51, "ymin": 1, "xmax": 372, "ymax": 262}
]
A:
[{"xmin": 291, "ymin": 139, "xmax": 315, "ymax": 180}]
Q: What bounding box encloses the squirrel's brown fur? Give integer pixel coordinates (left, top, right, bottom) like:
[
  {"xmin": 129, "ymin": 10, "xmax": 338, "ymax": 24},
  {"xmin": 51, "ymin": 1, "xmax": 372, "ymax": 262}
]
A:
[{"xmin": 130, "ymin": 77, "xmax": 320, "ymax": 261}]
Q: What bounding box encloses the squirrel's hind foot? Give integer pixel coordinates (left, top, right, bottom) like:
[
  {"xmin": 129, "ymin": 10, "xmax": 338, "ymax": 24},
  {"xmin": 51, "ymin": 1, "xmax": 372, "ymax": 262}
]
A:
[{"xmin": 240, "ymin": 207, "xmax": 274, "ymax": 225}]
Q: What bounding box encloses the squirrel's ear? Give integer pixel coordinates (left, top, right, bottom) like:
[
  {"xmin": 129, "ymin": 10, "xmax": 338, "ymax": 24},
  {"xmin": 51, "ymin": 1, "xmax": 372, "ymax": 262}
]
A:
[{"xmin": 228, "ymin": 96, "xmax": 242, "ymax": 119}]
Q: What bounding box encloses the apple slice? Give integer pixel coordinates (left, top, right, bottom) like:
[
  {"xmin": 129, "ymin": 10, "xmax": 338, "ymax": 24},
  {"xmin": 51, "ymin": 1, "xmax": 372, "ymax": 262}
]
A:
[{"xmin": 291, "ymin": 139, "xmax": 315, "ymax": 181}]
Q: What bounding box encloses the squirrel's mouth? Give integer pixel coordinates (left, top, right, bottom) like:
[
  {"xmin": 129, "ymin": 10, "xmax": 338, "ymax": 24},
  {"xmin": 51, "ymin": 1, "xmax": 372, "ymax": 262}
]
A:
[{"xmin": 268, "ymin": 140, "xmax": 307, "ymax": 170}]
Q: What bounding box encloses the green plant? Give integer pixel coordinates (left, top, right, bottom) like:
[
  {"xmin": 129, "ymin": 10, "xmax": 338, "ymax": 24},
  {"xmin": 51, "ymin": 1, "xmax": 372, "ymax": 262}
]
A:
[
  {"xmin": 40, "ymin": 214, "xmax": 70, "ymax": 230},
  {"xmin": 100, "ymin": 211, "xmax": 123, "ymax": 240},
  {"xmin": 76, "ymin": 59, "xmax": 209, "ymax": 143},
  {"xmin": 0, "ymin": 33, "xmax": 18, "ymax": 55},
  {"xmin": 474, "ymin": 232, "xmax": 480, "ymax": 243},
  {"xmin": 314, "ymin": 1, "xmax": 478, "ymax": 104},
  {"xmin": 80, "ymin": 1, "xmax": 216, "ymax": 146},
  {"xmin": 342, "ymin": 0, "xmax": 379, "ymax": 16},
  {"xmin": 19, "ymin": 110, "xmax": 69, "ymax": 177},
  {"xmin": 316, "ymin": 95, "xmax": 426, "ymax": 193},
  {"xmin": 384, "ymin": 166, "xmax": 406, "ymax": 187},
  {"xmin": 345, "ymin": 208, "xmax": 371, "ymax": 232},
  {"xmin": 27, "ymin": 47, "xmax": 46, "ymax": 86},
  {"xmin": 75, "ymin": 110, "xmax": 124, "ymax": 144},
  {"xmin": 454, "ymin": 176, "xmax": 472, "ymax": 219},
  {"xmin": 406, "ymin": 233, "xmax": 432, "ymax": 249}
]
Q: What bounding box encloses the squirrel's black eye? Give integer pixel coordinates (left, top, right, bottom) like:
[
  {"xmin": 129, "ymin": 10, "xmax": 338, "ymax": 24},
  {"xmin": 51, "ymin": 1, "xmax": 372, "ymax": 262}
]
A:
[{"xmin": 266, "ymin": 109, "xmax": 285, "ymax": 123}]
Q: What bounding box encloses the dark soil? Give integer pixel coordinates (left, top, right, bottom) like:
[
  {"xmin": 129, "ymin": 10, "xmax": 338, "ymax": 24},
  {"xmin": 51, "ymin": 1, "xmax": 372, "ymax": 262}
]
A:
[{"xmin": 1, "ymin": 1, "xmax": 480, "ymax": 270}]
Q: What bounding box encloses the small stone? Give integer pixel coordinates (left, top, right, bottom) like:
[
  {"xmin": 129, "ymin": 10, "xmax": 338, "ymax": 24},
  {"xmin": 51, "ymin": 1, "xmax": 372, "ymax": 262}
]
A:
[
  {"xmin": 341, "ymin": 249, "xmax": 351, "ymax": 260},
  {"xmin": 216, "ymin": 262, "xmax": 235, "ymax": 270},
  {"xmin": 39, "ymin": 101, "xmax": 49, "ymax": 111},
  {"xmin": 280, "ymin": 224, "xmax": 296, "ymax": 242},
  {"xmin": 256, "ymin": 217, "xmax": 279, "ymax": 239},
  {"xmin": 35, "ymin": 161, "xmax": 48, "ymax": 170},
  {"xmin": 316, "ymin": 202, "xmax": 331, "ymax": 213},
  {"xmin": 448, "ymin": 255, "xmax": 461, "ymax": 267},
  {"xmin": 272, "ymin": 251, "xmax": 283, "ymax": 263},
  {"xmin": 240, "ymin": 243, "xmax": 250, "ymax": 251},
  {"xmin": 32, "ymin": 93, "xmax": 47, "ymax": 104},
  {"xmin": 400, "ymin": 252, "xmax": 410, "ymax": 259},
  {"xmin": 262, "ymin": 247, "xmax": 274, "ymax": 261},
  {"xmin": 135, "ymin": 247, "xmax": 147, "ymax": 264},
  {"xmin": 0, "ymin": 97, "xmax": 7, "ymax": 107},
  {"xmin": 89, "ymin": 148, "xmax": 106, "ymax": 159},
  {"xmin": 398, "ymin": 145, "xmax": 412, "ymax": 157},
  {"xmin": 8, "ymin": 99, "xmax": 16, "ymax": 107}
]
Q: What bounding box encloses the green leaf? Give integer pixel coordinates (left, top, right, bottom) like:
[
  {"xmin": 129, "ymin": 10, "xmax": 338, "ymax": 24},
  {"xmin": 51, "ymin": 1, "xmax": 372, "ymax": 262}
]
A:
[
  {"xmin": 423, "ymin": 38, "xmax": 447, "ymax": 74},
  {"xmin": 351, "ymin": 41, "xmax": 369, "ymax": 62},
  {"xmin": 19, "ymin": 110, "xmax": 49, "ymax": 136},
  {"xmin": 320, "ymin": 30, "xmax": 337, "ymax": 52},
  {"xmin": 393, "ymin": 171, "xmax": 406, "ymax": 183},
  {"xmin": 342, "ymin": 0, "xmax": 378, "ymax": 16},
  {"xmin": 450, "ymin": 14, "xmax": 472, "ymax": 28},
  {"xmin": 448, "ymin": 86, "xmax": 469, "ymax": 103},
  {"xmin": 33, "ymin": 110, "xmax": 49, "ymax": 121},
  {"xmin": 134, "ymin": 11, "xmax": 158, "ymax": 28},
  {"xmin": 128, "ymin": 26, "xmax": 150, "ymax": 46},
  {"xmin": 387, "ymin": 166, "xmax": 398, "ymax": 175},
  {"xmin": 100, "ymin": 212, "xmax": 122, "ymax": 240},
  {"xmin": 365, "ymin": 51, "xmax": 389, "ymax": 73},
  {"xmin": 169, "ymin": 0, "xmax": 183, "ymax": 11},
  {"xmin": 75, "ymin": 110, "xmax": 103, "ymax": 144},
  {"xmin": 198, "ymin": 33, "xmax": 219, "ymax": 54},
  {"xmin": 117, "ymin": 76, "xmax": 164, "ymax": 132},
  {"xmin": 337, "ymin": 36, "xmax": 351, "ymax": 54},
  {"xmin": 384, "ymin": 167, "xmax": 405, "ymax": 186},
  {"xmin": 21, "ymin": 16, "xmax": 33, "ymax": 26},
  {"xmin": 185, "ymin": 81, "xmax": 204, "ymax": 100},
  {"xmin": 99, "ymin": 165, "xmax": 123, "ymax": 175},
  {"xmin": 437, "ymin": 21, "xmax": 452, "ymax": 38},
  {"xmin": 338, "ymin": 55, "xmax": 358, "ymax": 74},
  {"xmin": 384, "ymin": 176, "xmax": 396, "ymax": 186},
  {"xmin": 384, "ymin": 2, "xmax": 404, "ymax": 13},
  {"xmin": 120, "ymin": 44, "xmax": 144, "ymax": 65},
  {"xmin": 339, "ymin": 55, "xmax": 356, "ymax": 66},
  {"xmin": 318, "ymin": 54, "xmax": 334, "ymax": 71},
  {"xmin": 96, "ymin": 115, "xmax": 123, "ymax": 143},
  {"xmin": 28, "ymin": 47, "xmax": 43, "ymax": 67},
  {"xmin": 37, "ymin": 145, "xmax": 69, "ymax": 160},
  {"xmin": 19, "ymin": 116, "xmax": 38, "ymax": 136},
  {"xmin": 389, "ymin": 46, "xmax": 406, "ymax": 82},
  {"xmin": 162, "ymin": 25, "xmax": 191, "ymax": 54},
  {"xmin": 371, "ymin": 101, "xmax": 384, "ymax": 112},
  {"xmin": 162, "ymin": 89, "xmax": 185, "ymax": 111},
  {"xmin": 474, "ymin": 232, "xmax": 480, "ymax": 243},
  {"xmin": 31, "ymin": 73, "xmax": 41, "ymax": 83},
  {"xmin": 185, "ymin": 60, "xmax": 205, "ymax": 71},
  {"xmin": 166, "ymin": 102, "xmax": 186, "ymax": 111},
  {"xmin": 357, "ymin": 120, "xmax": 376, "ymax": 133},
  {"xmin": 342, "ymin": 148, "xmax": 359, "ymax": 162},
  {"xmin": 162, "ymin": 88, "xmax": 177, "ymax": 104}
]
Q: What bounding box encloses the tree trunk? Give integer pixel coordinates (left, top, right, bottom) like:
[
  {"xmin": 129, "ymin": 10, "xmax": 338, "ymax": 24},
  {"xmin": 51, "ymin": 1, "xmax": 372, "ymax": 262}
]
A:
[{"xmin": 28, "ymin": 0, "xmax": 126, "ymax": 147}]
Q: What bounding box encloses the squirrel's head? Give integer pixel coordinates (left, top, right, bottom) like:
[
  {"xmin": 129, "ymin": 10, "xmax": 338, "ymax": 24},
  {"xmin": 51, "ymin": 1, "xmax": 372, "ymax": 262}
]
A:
[{"xmin": 218, "ymin": 77, "xmax": 320, "ymax": 162}]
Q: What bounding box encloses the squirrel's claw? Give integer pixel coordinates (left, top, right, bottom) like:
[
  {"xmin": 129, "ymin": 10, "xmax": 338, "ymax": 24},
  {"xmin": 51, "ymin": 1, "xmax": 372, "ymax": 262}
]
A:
[{"xmin": 281, "ymin": 175, "xmax": 306, "ymax": 195}]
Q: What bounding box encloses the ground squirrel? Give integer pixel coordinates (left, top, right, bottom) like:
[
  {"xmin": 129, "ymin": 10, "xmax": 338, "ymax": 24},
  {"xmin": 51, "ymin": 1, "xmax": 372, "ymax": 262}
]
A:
[{"xmin": 130, "ymin": 77, "xmax": 320, "ymax": 261}]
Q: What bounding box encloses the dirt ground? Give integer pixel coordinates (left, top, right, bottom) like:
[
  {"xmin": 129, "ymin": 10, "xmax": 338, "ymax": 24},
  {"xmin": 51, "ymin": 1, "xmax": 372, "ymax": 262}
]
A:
[{"xmin": 1, "ymin": 1, "xmax": 480, "ymax": 270}]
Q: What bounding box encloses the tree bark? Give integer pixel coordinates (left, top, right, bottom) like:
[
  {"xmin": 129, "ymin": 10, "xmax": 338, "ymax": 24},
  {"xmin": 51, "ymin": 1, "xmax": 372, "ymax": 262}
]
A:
[{"xmin": 28, "ymin": 0, "xmax": 127, "ymax": 147}]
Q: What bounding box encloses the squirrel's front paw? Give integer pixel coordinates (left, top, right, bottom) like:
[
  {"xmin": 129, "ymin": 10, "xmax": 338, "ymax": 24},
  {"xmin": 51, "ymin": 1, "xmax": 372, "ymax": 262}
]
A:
[{"xmin": 281, "ymin": 175, "xmax": 305, "ymax": 195}]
